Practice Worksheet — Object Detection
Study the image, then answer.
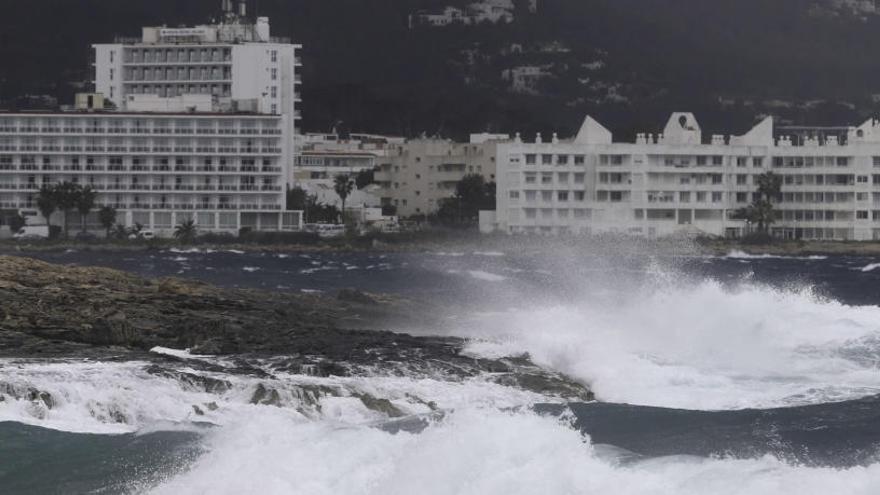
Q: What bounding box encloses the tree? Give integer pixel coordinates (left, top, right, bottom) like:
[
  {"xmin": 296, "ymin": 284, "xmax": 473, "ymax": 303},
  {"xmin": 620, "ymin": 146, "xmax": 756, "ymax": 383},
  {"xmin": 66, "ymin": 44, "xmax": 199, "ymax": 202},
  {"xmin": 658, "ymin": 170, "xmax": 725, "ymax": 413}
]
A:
[
  {"xmin": 333, "ymin": 174, "xmax": 355, "ymax": 224},
  {"xmin": 454, "ymin": 174, "xmax": 496, "ymax": 224},
  {"xmin": 286, "ymin": 186, "xmax": 308, "ymax": 211},
  {"xmin": 36, "ymin": 185, "xmax": 57, "ymax": 231},
  {"xmin": 53, "ymin": 182, "xmax": 82, "ymax": 238},
  {"xmin": 112, "ymin": 224, "xmax": 129, "ymax": 240},
  {"xmin": 98, "ymin": 206, "xmax": 117, "ymax": 238},
  {"xmin": 381, "ymin": 204, "xmax": 398, "ymax": 217},
  {"xmin": 174, "ymin": 219, "xmax": 197, "ymax": 244},
  {"xmin": 733, "ymin": 171, "xmax": 783, "ymax": 235},
  {"xmin": 355, "ymin": 168, "xmax": 376, "ymax": 190},
  {"xmin": 8, "ymin": 213, "xmax": 26, "ymax": 234},
  {"xmin": 76, "ymin": 186, "xmax": 97, "ymax": 232}
]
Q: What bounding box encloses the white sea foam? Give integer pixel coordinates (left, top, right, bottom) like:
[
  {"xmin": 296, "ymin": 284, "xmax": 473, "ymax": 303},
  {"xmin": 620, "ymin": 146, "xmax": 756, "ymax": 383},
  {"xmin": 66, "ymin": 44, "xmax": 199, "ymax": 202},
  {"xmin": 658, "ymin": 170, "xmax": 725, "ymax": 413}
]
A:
[
  {"xmin": 464, "ymin": 280, "xmax": 880, "ymax": 410},
  {"xmin": 861, "ymin": 263, "xmax": 880, "ymax": 272},
  {"xmin": 242, "ymin": 266, "xmax": 261, "ymax": 273},
  {"xmin": 447, "ymin": 269, "xmax": 507, "ymax": 282},
  {"xmin": 725, "ymin": 250, "xmax": 827, "ymax": 261},
  {"xmin": 474, "ymin": 251, "xmax": 506, "ymax": 257},
  {"xmin": 149, "ymin": 408, "xmax": 880, "ymax": 495}
]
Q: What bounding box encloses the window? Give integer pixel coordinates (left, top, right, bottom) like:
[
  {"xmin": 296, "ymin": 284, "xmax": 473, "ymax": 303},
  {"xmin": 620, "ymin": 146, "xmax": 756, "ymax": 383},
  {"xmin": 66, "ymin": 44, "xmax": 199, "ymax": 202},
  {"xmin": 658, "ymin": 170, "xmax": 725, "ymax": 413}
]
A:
[
  {"xmin": 574, "ymin": 173, "xmax": 585, "ymax": 184},
  {"xmin": 712, "ymin": 156, "xmax": 724, "ymax": 166},
  {"xmin": 679, "ymin": 192, "xmax": 690, "ymax": 203},
  {"xmin": 736, "ymin": 192, "xmax": 748, "ymax": 203},
  {"xmin": 524, "ymin": 172, "xmax": 537, "ymax": 184},
  {"xmin": 858, "ymin": 176, "xmax": 869, "ymax": 184},
  {"xmin": 525, "ymin": 154, "xmax": 536, "ymax": 165},
  {"xmin": 541, "ymin": 191, "xmax": 553, "ymax": 202},
  {"xmin": 558, "ymin": 173, "xmax": 569, "ymax": 183},
  {"xmin": 574, "ymin": 191, "xmax": 585, "ymax": 201},
  {"xmin": 736, "ymin": 157, "xmax": 747, "ymax": 167},
  {"xmin": 541, "ymin": 154, "xmax": 553, "ymax": 165},
  {"xmin": 712, "ymin": 192, "xmax": 723, "ymax": 203},
  {"xmin": 271, "ymin": 68, "xmax": 278, "ymax": 80},
  {"xmin": 271, "ymin": 86, "xmax": 278, "ymax": 98},
  {"xmin": 873, "ymin": 157, "xmax": 880, "ymax": 168},
  {"xmin": 558, "ymin": 191, "xmax": 569, "ymax": 202},
  {"xmin": 837, "ymin": 157, "xmax": 849, "ymax": 167},
  {"xmin": 557, "ymin": 155, "xmax": 569, "ymax": 165},
  {"xmin": 697, "ymin": 156, "xmax": 707, "ymax": 166},
  {"xmin": 736, "ymin": 175, "xmax": 747, "ymax": 185},
  {"xmin": 574, "ymin": 155, "xmax": 585, "ymax": 165},
  {"xmin": 858, "ymin": 211, "xmax": 869, "ymax": 220},
  {"xmin": 271, "ymin": 50, "xmax": 278, "ymax": 63},
  {"xmin": 509, "ymin": 191, "xmax": 520, "ymax": 199}
]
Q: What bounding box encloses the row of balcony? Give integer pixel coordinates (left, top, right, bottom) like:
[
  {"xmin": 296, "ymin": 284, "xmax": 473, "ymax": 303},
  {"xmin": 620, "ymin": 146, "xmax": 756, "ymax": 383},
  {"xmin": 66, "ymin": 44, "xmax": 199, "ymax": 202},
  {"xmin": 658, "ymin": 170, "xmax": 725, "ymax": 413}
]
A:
[
  {"xmin": 0, "ymin": 146, "xmax": 283, "ymax": 155},
  {"xmin": 0, "ymin": 127, "xmax": 283, "ymax": 136},
  {"xmin": 0, "ymin": 164, "xmax": 281, "ymax": 173},
  {"xmin": 0, "ymin": 183, "xmax": 281, "ymax": 192}
]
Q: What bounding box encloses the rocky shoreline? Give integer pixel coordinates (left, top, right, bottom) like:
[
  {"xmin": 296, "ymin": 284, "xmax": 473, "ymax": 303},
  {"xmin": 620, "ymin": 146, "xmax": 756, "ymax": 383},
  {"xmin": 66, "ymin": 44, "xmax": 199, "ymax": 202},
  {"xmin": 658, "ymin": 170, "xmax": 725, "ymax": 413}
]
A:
[{"xmin": 0, "ymin": 255, "xmax": 593, "ymax": 406}]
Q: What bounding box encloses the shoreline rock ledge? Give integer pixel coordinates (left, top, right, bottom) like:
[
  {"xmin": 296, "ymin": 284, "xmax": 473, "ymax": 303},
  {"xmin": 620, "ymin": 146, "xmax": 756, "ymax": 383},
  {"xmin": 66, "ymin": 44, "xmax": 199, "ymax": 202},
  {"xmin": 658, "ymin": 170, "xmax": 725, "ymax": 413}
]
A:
[{"xmin": 0, "ymin": 255, "xmax": 593, "ymax": 401}]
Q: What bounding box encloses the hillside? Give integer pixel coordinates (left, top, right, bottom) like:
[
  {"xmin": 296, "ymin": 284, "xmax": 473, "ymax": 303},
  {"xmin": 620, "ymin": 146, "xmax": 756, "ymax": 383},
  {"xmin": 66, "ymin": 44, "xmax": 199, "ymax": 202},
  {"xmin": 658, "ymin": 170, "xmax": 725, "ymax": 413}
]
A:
[{"xmin": 2, "ymin": 0, "xmax": 880, "ymax": 139}]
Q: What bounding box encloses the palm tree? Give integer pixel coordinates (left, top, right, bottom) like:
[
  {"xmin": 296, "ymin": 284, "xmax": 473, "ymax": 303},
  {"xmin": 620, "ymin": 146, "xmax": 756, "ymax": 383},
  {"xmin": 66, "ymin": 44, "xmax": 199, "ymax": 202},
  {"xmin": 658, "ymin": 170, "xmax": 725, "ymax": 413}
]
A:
[
  {"xmin": 36, "ymin": 185, "xmax": 58, "ymax": 232},
  {"xmin": 174, "ymin": 219, "xmax": 197, "ymax": 244},
  {"xmin": 98, "ymin": 206, "xmax": 117, "ymax": 239},
  {"xmin": 76, "ymin": 186, "xmax": 97, "ymax": 233},
  {"xmin": 333, "ymin": 174, "xmax": 354, "ymax": 225}
]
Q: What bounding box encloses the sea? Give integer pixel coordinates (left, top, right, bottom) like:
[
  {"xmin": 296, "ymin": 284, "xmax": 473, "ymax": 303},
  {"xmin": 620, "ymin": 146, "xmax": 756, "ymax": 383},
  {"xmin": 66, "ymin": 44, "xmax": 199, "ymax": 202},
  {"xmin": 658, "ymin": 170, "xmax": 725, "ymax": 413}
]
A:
[{"xmin": 2, "ymin": 245, "xmax": 880, "ymax": 494}]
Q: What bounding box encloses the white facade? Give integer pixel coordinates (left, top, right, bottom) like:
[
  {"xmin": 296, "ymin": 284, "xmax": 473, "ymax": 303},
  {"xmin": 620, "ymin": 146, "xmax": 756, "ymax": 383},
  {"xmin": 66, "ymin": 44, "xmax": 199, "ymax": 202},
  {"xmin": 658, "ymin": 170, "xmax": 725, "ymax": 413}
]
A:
[
  {"xmin": 0, "ymin": 7, "xmax": 306, "ymax": 236},
  {"xmin": 374, "ymin": 135, "xmax": 507, "ymax": 217},
  {"xmin": 492, "ymin": 113, "xmax": 880, "ymax": 241},
  {"xmin": 93, "ymin": 15, "xmax": 302, "ymax": 140},
  {"xmin": 0, "ymin": 112, "xmax": 300, "ymax": 235}
]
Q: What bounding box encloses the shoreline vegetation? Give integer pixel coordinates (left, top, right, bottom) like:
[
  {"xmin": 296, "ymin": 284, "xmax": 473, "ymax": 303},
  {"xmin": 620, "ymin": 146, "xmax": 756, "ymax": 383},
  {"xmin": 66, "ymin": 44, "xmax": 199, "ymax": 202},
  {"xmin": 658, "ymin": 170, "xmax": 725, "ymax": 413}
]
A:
[{"xmin": 3, "ymin": 230, "xmax": 880, "ymax": 257}]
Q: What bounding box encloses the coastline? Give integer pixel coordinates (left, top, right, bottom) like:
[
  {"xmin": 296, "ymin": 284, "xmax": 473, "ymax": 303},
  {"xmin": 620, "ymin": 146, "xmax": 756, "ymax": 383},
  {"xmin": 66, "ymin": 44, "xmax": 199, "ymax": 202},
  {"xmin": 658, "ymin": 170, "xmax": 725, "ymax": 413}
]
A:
[{"xmin": 5, "ymin": 233, "xmax": 880, "ymax": 258}]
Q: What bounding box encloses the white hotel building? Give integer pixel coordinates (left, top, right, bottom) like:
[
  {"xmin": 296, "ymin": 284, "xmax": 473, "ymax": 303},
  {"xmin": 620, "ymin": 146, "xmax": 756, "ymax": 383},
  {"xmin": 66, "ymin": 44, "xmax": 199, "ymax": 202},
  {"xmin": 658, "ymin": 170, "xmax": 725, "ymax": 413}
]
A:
[
  {"xmin": 491, "ymin": 112, "xmax": 880, "ymax": 241},
  {"xmin": 0, "ymin": 2, "xmax": 303, "ymax": 235}
]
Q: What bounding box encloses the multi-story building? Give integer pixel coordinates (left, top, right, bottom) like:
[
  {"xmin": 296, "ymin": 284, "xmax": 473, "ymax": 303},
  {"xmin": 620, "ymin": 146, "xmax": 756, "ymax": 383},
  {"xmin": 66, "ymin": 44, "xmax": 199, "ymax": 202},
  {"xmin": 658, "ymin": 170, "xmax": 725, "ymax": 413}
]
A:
[
  {"xmin": 489, "ymin": 112, "xmax": 880, "ymax": 241},
  {"xmin": 93, "ymin": 0, "xmax": 302, "ymax": 138},
  {"xmin": 293, "ymin": 133, "xmax": 404, "ymax": 209},
  {"xmin": 0, "ymin": 2, "xmax": 304, "ymax": 236},
  {"xmin": 374, "ymin": 134, "xmax": 508, "ymax": 217}
]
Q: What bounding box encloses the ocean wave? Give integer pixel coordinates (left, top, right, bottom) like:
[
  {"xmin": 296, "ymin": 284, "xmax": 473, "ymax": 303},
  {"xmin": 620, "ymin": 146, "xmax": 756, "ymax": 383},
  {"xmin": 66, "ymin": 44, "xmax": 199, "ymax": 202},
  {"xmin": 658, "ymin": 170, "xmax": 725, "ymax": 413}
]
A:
[
  {"xmin": 725, "ymin": 250, "xmax": 827, "ymax": 261},
  {"xmin": 149, "ymin": 408, "xmax": 880, "ymax": 495},
  {"xmin": 463, "ymin": 279, "xmax": 880, "ymax": 410}
]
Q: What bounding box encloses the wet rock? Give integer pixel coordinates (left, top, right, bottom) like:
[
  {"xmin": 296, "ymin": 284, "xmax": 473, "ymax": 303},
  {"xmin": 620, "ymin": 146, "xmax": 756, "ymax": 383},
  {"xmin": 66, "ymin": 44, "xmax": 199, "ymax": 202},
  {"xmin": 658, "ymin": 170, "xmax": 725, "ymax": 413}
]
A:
[
  {"xmin": 337, "ymin": 289, "xmax": 378, "ymax": 305},
  {"xmin": 356, "ymin": 393, "xmax": 405, "ymax": 418},
  {"xmin": 192, "ymin": 405, "xmax": 204, "ymax": 416},
  {"xmin": 145, "ymin": 365, "xmax": 232, "ymax": 394},
  {"xmin": 250, "ymin": 384, "xmax": 283, "ymax": 407}
]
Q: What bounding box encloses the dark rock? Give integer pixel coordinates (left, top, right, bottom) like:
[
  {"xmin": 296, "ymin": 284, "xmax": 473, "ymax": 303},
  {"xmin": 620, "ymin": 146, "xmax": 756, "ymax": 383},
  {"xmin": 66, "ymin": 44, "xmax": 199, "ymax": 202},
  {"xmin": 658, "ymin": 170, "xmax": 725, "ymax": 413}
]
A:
[
  {"xmin": 250, "ymin": 384, "xmax": 283, "ymax": 407},
  {"xmin": 357, "ymin": 393, "xmax": 405, "ymax": 418},
  {"xmin": 337, "ymin": 289, "xmax": 378, "ymax": 305}
]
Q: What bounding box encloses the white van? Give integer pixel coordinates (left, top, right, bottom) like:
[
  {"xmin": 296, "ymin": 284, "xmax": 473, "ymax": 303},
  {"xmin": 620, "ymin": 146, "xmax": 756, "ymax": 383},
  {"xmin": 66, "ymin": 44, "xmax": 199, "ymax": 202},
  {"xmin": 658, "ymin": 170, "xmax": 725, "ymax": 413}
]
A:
[{"xmin": 13, "ymin": 225, "xmax": 50, "ymax": 240}]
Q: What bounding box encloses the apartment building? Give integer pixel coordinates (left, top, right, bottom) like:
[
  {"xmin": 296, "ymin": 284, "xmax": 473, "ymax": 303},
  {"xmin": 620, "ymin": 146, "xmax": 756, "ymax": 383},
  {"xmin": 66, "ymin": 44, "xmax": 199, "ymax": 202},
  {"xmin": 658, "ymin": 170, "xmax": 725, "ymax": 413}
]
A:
[
  {"xmin": 0, "ymin": 2, "xmax": 304, "ymax": 236},
  {"xmin": 0, "ymin": 109, "xmax": 298, "ymax": 234},
  {"xmin": 294, "ymin": 133, "xmax": 404, "ymax": 209},
  {"xmin": 374, "ymin": 134, "xmax": 508, "ymax": 217},
  {"xmin": 93, "ymin": 1, "xmax": 302, "ymax": 139},
  {"xmin": 490, "ymin": 112, "xmax": 880, "ymax": 241}
]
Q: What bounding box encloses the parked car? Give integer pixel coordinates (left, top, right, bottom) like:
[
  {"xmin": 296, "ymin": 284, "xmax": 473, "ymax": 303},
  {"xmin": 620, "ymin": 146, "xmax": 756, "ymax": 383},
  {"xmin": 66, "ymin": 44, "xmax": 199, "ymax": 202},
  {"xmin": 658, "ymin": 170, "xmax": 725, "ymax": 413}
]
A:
[
  {"xmin": 13, "ymin": 225, "xmax": 50, "ymax": 241},
  {"xmin": 128, "ymin": 229, "xmax": 156, "ymax": 240}
]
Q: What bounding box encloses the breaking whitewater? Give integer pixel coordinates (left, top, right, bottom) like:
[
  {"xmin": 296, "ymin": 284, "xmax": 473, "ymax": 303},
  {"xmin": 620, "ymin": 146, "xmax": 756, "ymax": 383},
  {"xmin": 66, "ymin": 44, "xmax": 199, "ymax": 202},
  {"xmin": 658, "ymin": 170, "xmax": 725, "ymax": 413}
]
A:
[{"xmin": 2, "ymin": 247, "xmax": 880, "ymax": 494}]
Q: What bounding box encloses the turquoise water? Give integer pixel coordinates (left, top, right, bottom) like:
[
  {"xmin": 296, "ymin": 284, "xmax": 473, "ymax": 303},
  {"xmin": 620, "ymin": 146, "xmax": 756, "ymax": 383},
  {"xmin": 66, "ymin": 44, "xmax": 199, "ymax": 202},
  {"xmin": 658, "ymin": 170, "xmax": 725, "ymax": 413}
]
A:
[{"xmin": 0, "ymin": 423, "xmax": 201, "ymax": 494}]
